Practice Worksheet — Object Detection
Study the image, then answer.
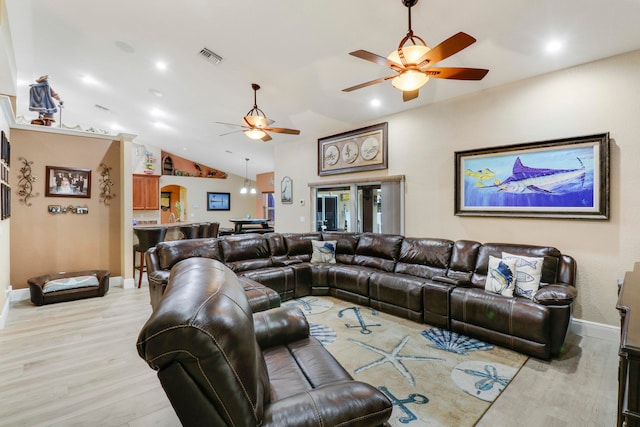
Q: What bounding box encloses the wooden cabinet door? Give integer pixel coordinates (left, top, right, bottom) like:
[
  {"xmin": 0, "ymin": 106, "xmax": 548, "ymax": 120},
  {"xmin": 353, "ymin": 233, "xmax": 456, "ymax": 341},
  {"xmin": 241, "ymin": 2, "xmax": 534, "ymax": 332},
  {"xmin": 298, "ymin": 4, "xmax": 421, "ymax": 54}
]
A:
[{"xmin": 133, "ymin": 175, "xmax": 159, "ymax": 210}]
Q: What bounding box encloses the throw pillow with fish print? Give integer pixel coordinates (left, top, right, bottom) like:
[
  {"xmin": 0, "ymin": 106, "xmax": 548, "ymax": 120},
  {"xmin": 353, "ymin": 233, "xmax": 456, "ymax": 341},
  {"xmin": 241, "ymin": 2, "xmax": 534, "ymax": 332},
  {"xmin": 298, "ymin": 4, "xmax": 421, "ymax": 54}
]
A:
[
  {"xmin": 485, "ymin": 256, "xmax": 517, "ymax": 297},
  {"xmin": 310, "ymin": 240, "xmax": 337, "ymax": 264},
  {"xmin": 502, "ymin": 252, "xmax": 544, "ymax": 300}
]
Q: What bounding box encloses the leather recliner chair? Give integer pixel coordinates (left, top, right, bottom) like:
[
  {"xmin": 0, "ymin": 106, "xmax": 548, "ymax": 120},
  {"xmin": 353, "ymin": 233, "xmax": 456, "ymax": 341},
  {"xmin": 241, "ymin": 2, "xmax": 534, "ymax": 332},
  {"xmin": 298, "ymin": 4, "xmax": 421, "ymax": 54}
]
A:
[{"xmin": 137, "ymin": 257, "xmax": 392, "ymax": 427}]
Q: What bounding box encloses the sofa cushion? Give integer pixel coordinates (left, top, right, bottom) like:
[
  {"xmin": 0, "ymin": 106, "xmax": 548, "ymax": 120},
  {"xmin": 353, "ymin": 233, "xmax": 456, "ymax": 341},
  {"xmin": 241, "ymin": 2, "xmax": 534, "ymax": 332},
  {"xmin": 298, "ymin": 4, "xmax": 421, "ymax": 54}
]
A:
[
  {"xmin": 484, "ymin": 256, "xmax": 517, "ymax": 297},
  {"xmin": 156, "ymin": 238, "xmax": 222, "ymax": 270},
  {"xmin": 444, "ymin": 240, "xmax": 481, "ymax": 283},
  {"xmin": 502, "ymin": 252, "xmax": 544, "ymax": 300},
  {"xmin": 471, "ymin": 243, "xmax": 561, "ymax": 289},
  {"xmin": 282, "ymin": 233, "xmax": 323, "ymax": 262},
  {"xmin": 266, "ymin": 232, "xmax": 288, "ymax": 263},
  {"xmin": 353, "ymin": 233, "xmax": 404, "ymax": 272},
  {"xmin": 311, "ymin": 240, "xmax": 337, "ymax": 264},
  {"xmin": 322, "ymin": 231, "xmax": 359, "ymax": 264},
  {"xmin": 394, "ymin": 238, "xmax": 453, "ymax": 279}
]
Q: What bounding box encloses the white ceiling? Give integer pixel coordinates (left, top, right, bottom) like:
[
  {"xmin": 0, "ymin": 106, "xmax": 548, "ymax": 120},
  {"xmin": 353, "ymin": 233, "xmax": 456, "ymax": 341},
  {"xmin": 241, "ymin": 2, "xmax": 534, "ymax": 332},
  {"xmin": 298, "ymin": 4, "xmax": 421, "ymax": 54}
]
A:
[{"xmin": 5, "ymin": 0, "xmax": 640, "ymax": 178}]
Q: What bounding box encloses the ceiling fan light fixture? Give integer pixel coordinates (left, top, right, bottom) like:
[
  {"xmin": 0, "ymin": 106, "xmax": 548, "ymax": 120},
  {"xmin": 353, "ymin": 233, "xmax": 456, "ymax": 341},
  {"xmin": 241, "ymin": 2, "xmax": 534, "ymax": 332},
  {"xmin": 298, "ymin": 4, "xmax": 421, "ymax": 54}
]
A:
[
  {"xmin": 387, "ymin": 44, "xmax": 430, "ymax": 65},
  {"xmin": 392, "ymin": 70, "xmax": 429, "ymax": 91},
  {"xmin": 244, "ymin": 128, "xmax": 267, "ymax": 140},
  {"xmin": 244, "ymin": 115, "xmax": 268, "ymax": 128}
]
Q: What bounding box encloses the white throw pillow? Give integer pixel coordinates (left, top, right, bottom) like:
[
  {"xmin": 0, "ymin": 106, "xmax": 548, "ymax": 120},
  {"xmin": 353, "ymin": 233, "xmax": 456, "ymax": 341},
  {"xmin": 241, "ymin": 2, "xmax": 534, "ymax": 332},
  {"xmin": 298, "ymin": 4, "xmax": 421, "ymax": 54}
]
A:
[
  {"xmin": 485, "ymin": 256, "xmax": 517, "ymax": 297},
  {"xmin": 311, "ymin": 240, "xmax": 337, "ymax": 264},
  {"xmin": 502, "ymin": 252, "xmax": 544, "ymax": 300}
]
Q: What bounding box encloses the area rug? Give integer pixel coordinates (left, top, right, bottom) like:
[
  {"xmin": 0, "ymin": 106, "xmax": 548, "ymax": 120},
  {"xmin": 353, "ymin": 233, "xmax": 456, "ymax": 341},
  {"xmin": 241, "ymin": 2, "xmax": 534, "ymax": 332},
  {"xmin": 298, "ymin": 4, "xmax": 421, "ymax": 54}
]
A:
[{"xmin": 283, "ymin": 296, "xmax": 528, "ymax": 426}]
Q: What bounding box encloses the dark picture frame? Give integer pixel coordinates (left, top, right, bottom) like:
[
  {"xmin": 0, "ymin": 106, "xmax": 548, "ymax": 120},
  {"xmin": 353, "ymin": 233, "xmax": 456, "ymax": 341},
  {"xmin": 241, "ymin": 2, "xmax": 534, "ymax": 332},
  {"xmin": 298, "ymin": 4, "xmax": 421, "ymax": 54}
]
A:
[
  {"xmin": 318, "ymin": 122, "xmax": 388, "ymax": 176},
  {"xmin": 45, "ymin": 166, "xmax": 92, "ymax": 198},
  {"xmin": 455, "ymin": 133, "xmax": 610, "ymax": 219},
  {"xmin": 207, "ymin": 192, "xmax": 230, "ymax": 211},
  {"xmin": 1, "ymin": 130, "xmax": 9, "ymax": 166}
]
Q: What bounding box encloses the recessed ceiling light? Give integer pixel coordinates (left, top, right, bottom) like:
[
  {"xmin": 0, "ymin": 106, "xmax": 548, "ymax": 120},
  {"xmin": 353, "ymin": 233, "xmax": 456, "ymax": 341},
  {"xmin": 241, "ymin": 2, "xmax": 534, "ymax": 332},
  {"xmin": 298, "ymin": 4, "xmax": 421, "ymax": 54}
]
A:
[
  {"xmin": 81, "ymin": 75, "xmax": 98, "ymax": 85},
  {"xmin": 150, "ymin": 108, "xmax": 165, "ymax": 118},
  {"xmin": 370, "ymin": 99, "xmax": 381, "ymax": 107},
  {"xmin": 153, "ymin": 121, "xmax": 169, "ymax": 129},
  {"xmin": 155, "ymin": 61, "xmax": 167, "ymax": 71},
  {"xmin": 545, "ymin": 40, "xmax": 563, "ymax": 54},
  {"xmin": 110, "ymin": 122, "xmax": 122, "ymax": 131},
  {"xmin": 149, "ymin": 88, "xmax": 164, "ymax": 97}
]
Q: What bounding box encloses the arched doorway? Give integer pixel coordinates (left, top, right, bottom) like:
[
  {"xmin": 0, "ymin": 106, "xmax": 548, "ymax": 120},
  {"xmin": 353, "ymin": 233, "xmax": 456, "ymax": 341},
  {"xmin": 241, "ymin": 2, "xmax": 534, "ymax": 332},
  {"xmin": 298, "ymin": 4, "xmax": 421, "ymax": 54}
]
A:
[{"xmin": 160, "ymin": 184, "xmax": 187, "ymax": 223}]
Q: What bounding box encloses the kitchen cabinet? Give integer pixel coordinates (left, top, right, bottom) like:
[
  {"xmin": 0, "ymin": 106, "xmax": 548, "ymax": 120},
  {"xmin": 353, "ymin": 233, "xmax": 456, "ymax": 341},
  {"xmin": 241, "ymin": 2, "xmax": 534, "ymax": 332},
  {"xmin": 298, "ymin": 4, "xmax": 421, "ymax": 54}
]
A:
[{"xmin": 133, "ymin": 174, "xmax": 159, "ymax": 210}]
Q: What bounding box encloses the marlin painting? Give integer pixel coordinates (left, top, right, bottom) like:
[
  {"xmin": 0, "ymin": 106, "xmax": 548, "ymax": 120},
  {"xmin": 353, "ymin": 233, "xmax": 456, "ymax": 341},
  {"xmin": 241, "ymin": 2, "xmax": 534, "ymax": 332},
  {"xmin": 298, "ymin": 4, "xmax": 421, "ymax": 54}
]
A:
[{"xmin": 477, "ymin": 157, "xmax": 586, "ymax": 193}]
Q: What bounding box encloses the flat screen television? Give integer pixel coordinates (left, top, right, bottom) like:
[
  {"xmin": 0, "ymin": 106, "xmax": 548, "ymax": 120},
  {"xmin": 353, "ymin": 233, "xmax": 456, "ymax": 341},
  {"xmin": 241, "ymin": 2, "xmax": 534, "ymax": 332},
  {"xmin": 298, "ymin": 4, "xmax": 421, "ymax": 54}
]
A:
[{"xmin": 207, "ymin": 192, "xmax": 230, "ymax": 211}]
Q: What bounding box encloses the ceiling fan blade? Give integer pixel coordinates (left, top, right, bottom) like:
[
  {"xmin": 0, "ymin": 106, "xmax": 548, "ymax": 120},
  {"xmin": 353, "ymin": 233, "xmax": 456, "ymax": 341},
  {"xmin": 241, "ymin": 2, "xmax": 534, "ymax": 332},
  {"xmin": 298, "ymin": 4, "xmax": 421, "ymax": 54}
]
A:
[
  {"xmin": 214, "ymin": 121, "xmax": 246, "ymax": 128},
  {"xmin": 343, "ymin": 75, "xmax": 396, "ymax": 92},
  {"xmin": 261, "ymin": 133, "xmax": 272, "ymax": 142},
  {"xmin": 403, "ymin": 89, "xmax": 419, "ymax": 102},
  {"xmin": 219, "ymin": 129, "xmax": 246, "ymax": 136},
  {"xmin": 264, "ymin": 127, "xmax": 300, "ymax": 135},
  {"xmin": 426, "ymin": 67, "xmax": 489, "ymax": 80},
  {"xmin": 416, "ymin": 32, "xmax": 477, "ymax": 67},
  {"xmin": 349, "ymin": 50, "xmax": 404, "ymax": 72}
]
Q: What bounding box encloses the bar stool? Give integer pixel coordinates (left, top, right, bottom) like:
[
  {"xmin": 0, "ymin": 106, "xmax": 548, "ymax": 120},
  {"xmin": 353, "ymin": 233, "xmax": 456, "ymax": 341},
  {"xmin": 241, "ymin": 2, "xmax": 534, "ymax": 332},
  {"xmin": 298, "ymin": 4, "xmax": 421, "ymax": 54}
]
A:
[
  {"xmin": 133, "ymin": 227, "xmax": 167, "ymax": 288},
  {"xmin": 179, "ymin": 224, "xmax": 199, "ymax": 239},
  {"xmin": 209, "ymin": 222, "xmax": 220, "ymax": 238},
  {"xmin": 198, "ymin": 222, "xmax": 210, "ymax": 238}
]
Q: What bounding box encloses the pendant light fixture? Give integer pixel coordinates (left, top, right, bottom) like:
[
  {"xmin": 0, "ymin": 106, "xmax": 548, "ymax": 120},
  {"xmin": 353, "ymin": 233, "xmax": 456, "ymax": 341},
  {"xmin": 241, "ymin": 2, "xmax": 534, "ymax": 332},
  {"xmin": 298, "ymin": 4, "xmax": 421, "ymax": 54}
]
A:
[{"xmin": 240, "ymin": 158, "xmax": 256, "ymax": 194}]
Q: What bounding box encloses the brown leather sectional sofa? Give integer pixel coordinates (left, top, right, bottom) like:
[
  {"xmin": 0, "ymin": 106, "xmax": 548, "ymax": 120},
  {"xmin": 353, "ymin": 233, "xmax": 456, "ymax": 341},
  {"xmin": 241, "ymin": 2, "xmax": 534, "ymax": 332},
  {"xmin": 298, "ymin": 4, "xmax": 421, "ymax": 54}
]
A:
[
  {"xmin": 146, "ymin": 231, "xmax": 577, "ymax": 360},
  {"xmin": 137, "ymin": 257, "xmax": 393, "ymax": 427}
]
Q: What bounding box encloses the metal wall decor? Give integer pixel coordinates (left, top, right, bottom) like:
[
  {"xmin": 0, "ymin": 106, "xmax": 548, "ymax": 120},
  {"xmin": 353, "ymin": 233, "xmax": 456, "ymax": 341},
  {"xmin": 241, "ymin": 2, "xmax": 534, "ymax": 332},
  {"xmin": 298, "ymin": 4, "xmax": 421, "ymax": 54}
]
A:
[
  {"xmin": 318, "ymin": 122, "xmax": 388, "ymax": 176},
  {"xmin": 17, "ymin": 157, "xmax": 39, "ymax": 206},
  {"xmin": 98, "ymin": 163, "xmax": 116, "ymax": 205}
]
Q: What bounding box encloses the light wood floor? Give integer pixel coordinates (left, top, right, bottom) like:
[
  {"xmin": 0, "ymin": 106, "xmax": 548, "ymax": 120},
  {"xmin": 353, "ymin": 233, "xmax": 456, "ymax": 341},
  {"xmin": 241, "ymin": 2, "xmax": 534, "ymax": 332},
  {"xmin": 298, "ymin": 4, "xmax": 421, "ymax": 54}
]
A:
[{"xmin": 0, "ymin": 280, "xmax": 618, "ymax": 427}]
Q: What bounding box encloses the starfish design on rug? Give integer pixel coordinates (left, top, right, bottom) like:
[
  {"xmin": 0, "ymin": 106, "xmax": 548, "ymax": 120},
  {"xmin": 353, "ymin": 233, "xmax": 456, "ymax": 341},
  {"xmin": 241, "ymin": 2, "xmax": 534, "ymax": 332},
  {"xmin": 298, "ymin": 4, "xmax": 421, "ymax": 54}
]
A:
[{"xmin": 349, "ymin": 336, "xmax": 444, "ymax": 386}]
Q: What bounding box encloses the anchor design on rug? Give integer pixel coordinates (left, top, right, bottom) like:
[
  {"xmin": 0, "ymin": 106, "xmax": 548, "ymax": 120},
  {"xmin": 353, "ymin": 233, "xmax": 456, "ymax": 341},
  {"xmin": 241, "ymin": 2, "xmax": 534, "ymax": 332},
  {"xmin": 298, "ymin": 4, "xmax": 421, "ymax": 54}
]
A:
[
  {"xmin": 338, "ymin": 306, "xmax": 380, "ymax": 334},
  {"xmin": 378, "ymin": 386, "xmax": 429, "ymax": 424},
  {"xmin": 284, "ymin": 297, "xmax": 333, "ymax": 314},
  {"xmin": 456, "ymin": 364, "xmax": 510, "ymax": 394},
  {"xmin": 350, "ymin": 336, "xmax": 444, "ymax": 386}
]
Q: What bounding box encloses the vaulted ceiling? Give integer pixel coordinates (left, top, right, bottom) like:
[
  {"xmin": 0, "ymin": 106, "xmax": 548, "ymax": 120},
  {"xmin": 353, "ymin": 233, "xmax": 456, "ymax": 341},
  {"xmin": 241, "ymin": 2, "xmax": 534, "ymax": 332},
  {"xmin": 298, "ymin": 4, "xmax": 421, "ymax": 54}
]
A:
[{"xmin": 5, "ymin": 0, "xmax": 640, "ymax": 178}]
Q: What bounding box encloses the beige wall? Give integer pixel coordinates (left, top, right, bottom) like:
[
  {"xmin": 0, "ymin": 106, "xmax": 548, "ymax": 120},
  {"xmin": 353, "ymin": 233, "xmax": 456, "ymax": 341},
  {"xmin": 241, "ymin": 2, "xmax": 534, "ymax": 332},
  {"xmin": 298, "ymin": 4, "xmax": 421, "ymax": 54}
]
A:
[
  {"xmin": 275, "ymin": 50, "xmax": 640, "ymax": 327},
  {"xmin": 9, "ymin": 127, "xmax": 122, "ymax": 290},
  {"xmin": 155, "ymin": 174, "xmax": 258, "ymax": 230},
  {"xmin": 0, "ymin": 98, "xmax": 11, "ymax": 316}
]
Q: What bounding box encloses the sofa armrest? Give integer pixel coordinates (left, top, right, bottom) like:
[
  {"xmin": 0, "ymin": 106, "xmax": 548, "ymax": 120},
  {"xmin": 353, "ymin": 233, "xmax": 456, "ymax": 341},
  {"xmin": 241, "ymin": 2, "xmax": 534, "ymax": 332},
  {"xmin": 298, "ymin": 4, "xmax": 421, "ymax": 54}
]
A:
[
  {"xmin": 432, "ymin": 275, "xmax": 471, "ymax": 287},
  {"xmin": 263, "ymin": 381, "xmax": 392, "ymax": 427},
  {"xmin": 534, "ymin": 284, "xmax": 577, "ymax": 305},
  {"xmin": 253, "ymin": 306, "xmax": 309, "ymax": 348}
]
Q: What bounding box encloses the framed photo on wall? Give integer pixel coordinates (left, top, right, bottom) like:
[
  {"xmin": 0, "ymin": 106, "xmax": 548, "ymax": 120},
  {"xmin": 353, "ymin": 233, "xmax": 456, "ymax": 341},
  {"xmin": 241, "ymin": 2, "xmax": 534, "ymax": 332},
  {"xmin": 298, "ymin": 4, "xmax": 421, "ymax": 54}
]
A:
[
  {"xmin": 281, "ymin": 176, "xmax": 292, "ymax": 204},
  {"xmin": 454, "ymin": 133, "xmax": 610, "ymax": 219},
  {"xmin": 318, "ymin": 122, "xmax": 388, "ymax": 176},
  {"xmin": 207, "ymin": 192, "xmax": 230, "ymax": 211},
  {"xmin": 45, "ymin": 166, "xmax": 92, "ymax": 198}
]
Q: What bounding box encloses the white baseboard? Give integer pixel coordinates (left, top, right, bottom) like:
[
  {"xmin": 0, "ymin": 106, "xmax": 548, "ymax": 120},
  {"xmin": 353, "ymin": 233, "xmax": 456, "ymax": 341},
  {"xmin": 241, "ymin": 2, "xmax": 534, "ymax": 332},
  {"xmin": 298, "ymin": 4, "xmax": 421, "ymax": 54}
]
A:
[
  {"xmin": 122, "ymin": 277, "xmax": 135, "ymax": 289},
  {"xmin": 10, "ymin": 288, "xmax": 30, "ymax": 302},
  {"xmin": 570, "ymin": 317, "xmax": 619, "ymax": 343}
]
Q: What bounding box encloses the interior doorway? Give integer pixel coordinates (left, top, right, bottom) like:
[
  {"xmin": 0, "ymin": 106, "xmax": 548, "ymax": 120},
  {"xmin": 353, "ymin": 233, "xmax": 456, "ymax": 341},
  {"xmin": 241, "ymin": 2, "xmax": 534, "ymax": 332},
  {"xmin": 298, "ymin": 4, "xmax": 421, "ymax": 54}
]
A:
[
  {"xmin": 160, "ymin": 184, "xmax": 186, "ymax": 223},
  {"xmin": 310, "ymin": 176, "xmax": 404, "ymax": 235},
  {"xmin": 316, "ymin": 187, "xmax": 350, "ymax": 231}
]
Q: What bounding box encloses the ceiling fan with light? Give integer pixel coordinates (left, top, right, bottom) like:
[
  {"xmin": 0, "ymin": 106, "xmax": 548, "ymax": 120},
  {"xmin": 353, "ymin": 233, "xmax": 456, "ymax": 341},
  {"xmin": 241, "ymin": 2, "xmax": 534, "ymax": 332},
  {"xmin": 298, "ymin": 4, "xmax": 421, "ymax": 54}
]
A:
[
  {"xmin": 343, "ymin": 0, "xmax": 489, "ymax": 102},
  {"xmin": 215, "ymin": 83, "xmax": 301, "ymax": 142}
]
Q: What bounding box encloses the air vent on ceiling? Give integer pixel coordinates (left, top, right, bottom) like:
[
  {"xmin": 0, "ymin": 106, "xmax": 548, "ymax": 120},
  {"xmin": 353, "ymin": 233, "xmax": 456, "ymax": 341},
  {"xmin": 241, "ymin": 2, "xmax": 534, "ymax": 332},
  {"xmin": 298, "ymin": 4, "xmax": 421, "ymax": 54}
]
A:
[
  {"xmin": 94, "ymin": 104, "xmax": 110, "ymax": 112},
  {"xmin": 198, "ymin": 47, "xmax": 223, "ymax": 65}
]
